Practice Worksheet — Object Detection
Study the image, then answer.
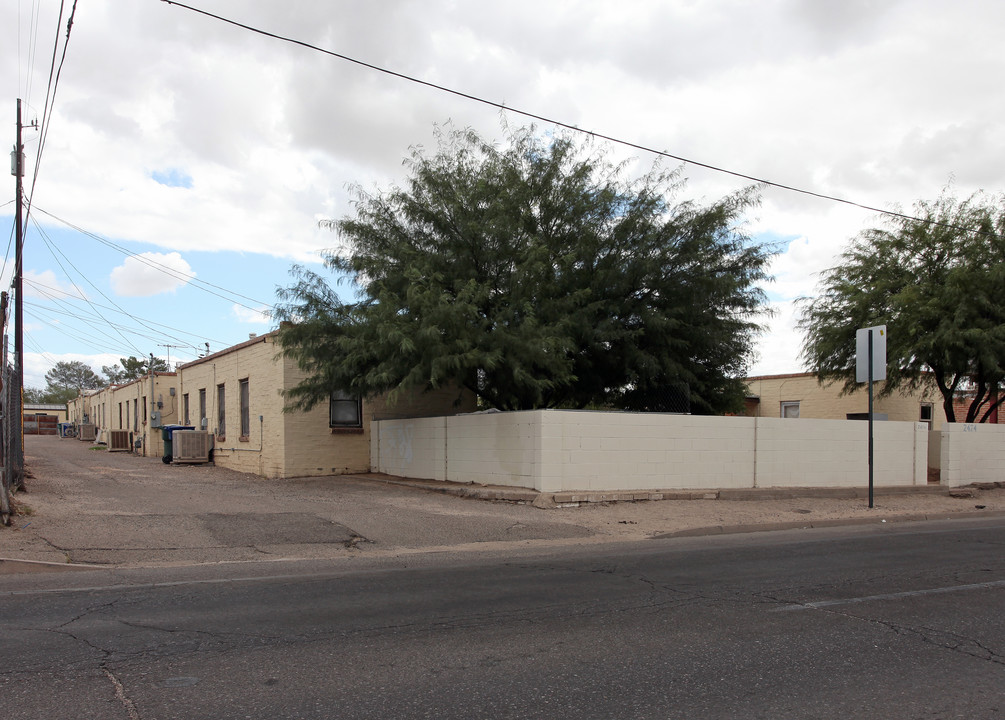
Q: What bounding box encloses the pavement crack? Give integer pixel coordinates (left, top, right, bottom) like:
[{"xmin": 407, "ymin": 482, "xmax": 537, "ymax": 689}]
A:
[
  {"xmin": 103, "ymin": 666, "xmax": 142, "ymax": 720},
  {"xmin": 811, "ymin": 607, "xmax": 1005, "ymax": 667}
]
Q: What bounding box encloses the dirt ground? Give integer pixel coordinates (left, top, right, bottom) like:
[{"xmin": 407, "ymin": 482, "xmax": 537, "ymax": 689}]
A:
[{"xmin": 3, "ymin": 435, "xmax": 1004, "ymax": 569}]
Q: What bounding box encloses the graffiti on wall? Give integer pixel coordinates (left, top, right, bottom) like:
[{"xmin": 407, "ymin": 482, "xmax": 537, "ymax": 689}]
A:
[{"xmin": 379, "ymin": 423, "xmax": 414, "ymax": 467}]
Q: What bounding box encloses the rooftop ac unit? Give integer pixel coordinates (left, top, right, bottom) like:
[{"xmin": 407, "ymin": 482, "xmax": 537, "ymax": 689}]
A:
[
  {"xmin": 172, "ymin": 430, "xmax": 212, "ymax": 463},
  {"xmin": 78, "ymin": 423, "xmax": 96, "ymax": 442},
  {"xmin": 108, "ymin": 429, "xmax": 131, "ymax": 452}
]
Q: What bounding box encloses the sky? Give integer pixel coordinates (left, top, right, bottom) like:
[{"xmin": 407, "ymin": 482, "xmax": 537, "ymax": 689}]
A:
[{"xmin": 2, "ymin": 0, "xmax": 1003, "ymax": 390}]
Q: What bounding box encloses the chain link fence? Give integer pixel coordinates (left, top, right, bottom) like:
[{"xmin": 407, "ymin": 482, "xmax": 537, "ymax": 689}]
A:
[{"xmin": 1, "ymin": 360, "xmax": 24, "ymax": 522}]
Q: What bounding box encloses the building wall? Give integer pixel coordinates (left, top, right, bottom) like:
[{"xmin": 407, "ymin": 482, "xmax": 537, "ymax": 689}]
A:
[
  {"xmin": 177, "ymin": 334, "xmax": 286, "ymax": 477},
  {"xmin": 745, "ymin": 373, "xmax": 945, "ymax": 429},
  {"xmin": 372, "ymin": 410, "xmax": 930, "ymax": 492},
  {"xmin": 173, "ymin": 332, "xmax": 477, "ymax": 479},
  {"xmin": 24, "ymin": 405, "xmax": 68, "ymax": 423}
]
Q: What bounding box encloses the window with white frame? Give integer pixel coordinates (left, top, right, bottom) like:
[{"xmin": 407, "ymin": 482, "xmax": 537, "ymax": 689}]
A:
[{"xmin": 780, "ymin": 401, "xmax": 800, "ymax": 419}]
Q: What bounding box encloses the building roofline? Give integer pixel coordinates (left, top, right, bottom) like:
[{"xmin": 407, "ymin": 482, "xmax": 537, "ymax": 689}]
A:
[
  {"xmin": 744, "ymin": 371, "xmax": 815, "ymax": 382},
  {"xmin": 177, "ymin": 330, "xmax": 278, "ymax": 370}
]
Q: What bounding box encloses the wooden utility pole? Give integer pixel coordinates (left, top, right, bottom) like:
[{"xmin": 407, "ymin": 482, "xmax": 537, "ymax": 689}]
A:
[{"xmin": 12, "ymin": 99, "xmax": 26, "ymax": 490}]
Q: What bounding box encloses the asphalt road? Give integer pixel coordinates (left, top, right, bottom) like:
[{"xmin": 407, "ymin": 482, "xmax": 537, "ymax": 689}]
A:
[{"xmin": 2, "ymin": 519, "xmax": 1003, "ymax": 719}]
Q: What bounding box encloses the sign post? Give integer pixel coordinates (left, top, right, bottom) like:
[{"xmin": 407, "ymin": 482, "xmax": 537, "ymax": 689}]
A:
[{"xmin": 856, "ymin": 326, "xmax": 887, "ymax": 509}]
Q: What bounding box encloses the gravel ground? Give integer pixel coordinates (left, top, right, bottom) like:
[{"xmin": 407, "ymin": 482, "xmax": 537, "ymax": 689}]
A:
[{"xmin": 2, "ymin": 434, "xmax": 1003, "ymax": 570}]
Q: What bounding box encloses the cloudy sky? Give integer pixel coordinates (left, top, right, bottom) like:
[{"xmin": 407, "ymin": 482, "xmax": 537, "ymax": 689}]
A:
[{"xmin": 3, "ymin": 0, "xmax": 1003, "ymax": 389}]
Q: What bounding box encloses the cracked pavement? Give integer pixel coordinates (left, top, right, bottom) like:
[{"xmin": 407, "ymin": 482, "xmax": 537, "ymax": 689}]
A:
[{"xmin": 1, "ymin": 520, "xmax": 1003, "ymax": 718}]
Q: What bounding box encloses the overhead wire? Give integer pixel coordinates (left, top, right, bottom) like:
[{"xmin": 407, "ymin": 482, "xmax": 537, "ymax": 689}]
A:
[
  {"xmin": 23, "ymin": 278, "xmax": 231, "ymax": 351},
  {"xmin": 160, "ymin": 0, "xmax": 1001, "ymax": 241},
  {"xmin": 30, "ymin": 215, "xmax": 149, "ymax": 357},
  {"xmin": 33, "ymin": 207, "xmax": 275, "ymax": 314},
  {"xmin": 25, "ymin": 0, "xmax": 78, "ymax": 233}
]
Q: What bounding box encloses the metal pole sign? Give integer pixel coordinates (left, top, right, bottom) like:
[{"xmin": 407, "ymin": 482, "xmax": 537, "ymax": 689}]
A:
[{"xmin": 856, "ymin": 325, "xmax": 887, "ymax": 508}]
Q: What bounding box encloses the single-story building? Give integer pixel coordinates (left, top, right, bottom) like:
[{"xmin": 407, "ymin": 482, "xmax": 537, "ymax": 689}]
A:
[
  {"xmin": 743, "ymin": 372, "xmax": 947, "ymax": 429},
  {"xmin": 23, "ymin": 403, "xmax": 68, "ymax": 435},
  {"xmin": 67, "ymin": 330, "xmax": 475, "ymax": 479}
]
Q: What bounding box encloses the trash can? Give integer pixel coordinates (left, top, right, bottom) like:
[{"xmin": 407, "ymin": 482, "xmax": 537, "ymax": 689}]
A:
[{"xmin": 161, "ymin": 425, "xmax": 195, "ymax": 464}]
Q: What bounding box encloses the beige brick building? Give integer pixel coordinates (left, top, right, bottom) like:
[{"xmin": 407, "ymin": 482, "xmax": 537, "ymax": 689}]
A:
[
  {"xmin": 744, "ymin": 372, "xmax": 945, "ymax": 429},
  {"xmin": 70, "ymin": 331, "xmax": 475, "ymax": 479},
  {"xmin": 68, "ymin": 373, "xmax": 182, "ymax": 455}
]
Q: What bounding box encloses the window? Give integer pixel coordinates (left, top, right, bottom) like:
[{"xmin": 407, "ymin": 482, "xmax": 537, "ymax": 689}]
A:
[
  {"xmin": 199, "ymin": 389, "xmax": 207, "ymax": 430},
  {"xmin": 183, "ymin": 393, "xmax": 190, "ymax": 426},
  {"xmin": 330, "ymin": 391, "xmax": 362, "ymax": 428},
  {"xmin": 920, "ymin": 403, "xmax": 934, "ymax": 429},
  {"xmin": 780, "ymin": 401, "xmax": 800, "ymax": 419},
  {"xmin": 118, "ymin": 403, "xmax": 123, "ymax": 429},
  {"xmin": 133, "ymin": 399, "xmax": 139, "ymax": 429},
  {"xmin": 217, "ymin": 384, "xmax": 226, "ymax": 438},
  {"xmin": 239, "ymin": 378, "xmax": 250, "ymax": 439},
  {"xmin": 142, "ymin": 396, "xmax": 147, "ymax": 424}
]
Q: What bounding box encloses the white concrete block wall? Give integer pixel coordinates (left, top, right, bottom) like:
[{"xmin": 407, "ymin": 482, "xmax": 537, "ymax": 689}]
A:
[
  {"xmin": 545, "ymin": 412, "xmax": 755, "ymax": 491},
  {"xmin": 938, "ymin": 423, "xmax": 1005, "ymax": 487},
  {"xmin": 373, "ymin": 417, "xmax": 448, "ymax": 481},
  {"xmin": 446, "ymin": 411, "xmax": 541, "ymax": 487},
  {"xmin": 371, "ymin": 410, "xmax": 929, "ymax": 492}
]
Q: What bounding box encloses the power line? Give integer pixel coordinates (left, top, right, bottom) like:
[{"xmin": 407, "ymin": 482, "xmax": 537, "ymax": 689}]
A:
[
  {"xmin": 33, "ymin": 206, "xmax": 276, "ymax": 313},
  {"xmin": 25, "ymin": 0, "xmax": 78, "ymax": 230},
  {"xmin": 160, "ymin": 0, "xmax": 1001, "ymax": 241},
  {"xmin": 23, "ymin": 278, "xmax": 230, "ymax": 348}
]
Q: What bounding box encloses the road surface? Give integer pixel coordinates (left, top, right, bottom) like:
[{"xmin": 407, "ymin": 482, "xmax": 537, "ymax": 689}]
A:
[{"xmin": 2, "ymin": 519, "xmax": 1003, "ymax": 719}]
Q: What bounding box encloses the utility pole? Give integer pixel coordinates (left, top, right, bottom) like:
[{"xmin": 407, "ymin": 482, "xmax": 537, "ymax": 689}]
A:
[{"xmin": 10, "ymin": 99, "xmax": 28, "ymax": 490}]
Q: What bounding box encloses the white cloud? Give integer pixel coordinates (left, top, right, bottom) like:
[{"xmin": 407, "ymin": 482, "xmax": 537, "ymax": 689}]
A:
[
  {"xmin": 232, "ymin": 304, "xmax": 271, "ymax": 325},
  {"xmin": 109, "ymin": 253, "xmax": 196, "ymax": 297},
  {"xmin": 22, "ymin": 270, "xmax": 87, "ymax": 301},
  {"xmin": 5, "ymin": 0, "xmax": 1005, "ymax": 374}
]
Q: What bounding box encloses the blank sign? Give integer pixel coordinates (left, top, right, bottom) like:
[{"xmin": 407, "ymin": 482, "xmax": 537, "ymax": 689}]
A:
[{"xmin": 856, "ymin": 325, "xmax": 887, "ymax": 382}]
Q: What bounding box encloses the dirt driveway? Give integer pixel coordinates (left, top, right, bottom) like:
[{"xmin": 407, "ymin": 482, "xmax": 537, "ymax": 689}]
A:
[{"xmin": 3, "ymin": 435, "xmax": 1003, "ymax": 569}]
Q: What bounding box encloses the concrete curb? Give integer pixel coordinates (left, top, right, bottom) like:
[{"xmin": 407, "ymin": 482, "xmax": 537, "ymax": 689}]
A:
[
  {"xmin": 361, "ymin": 473, "xmax": 979, "ymax": 506},
  {"xmin": 651, "ymin": 509, "xmax": 1005, "ymax": 539}
]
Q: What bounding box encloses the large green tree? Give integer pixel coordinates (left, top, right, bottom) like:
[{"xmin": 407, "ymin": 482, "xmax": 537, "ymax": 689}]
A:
[
  {"xmin": 103, "ymin": 355, "xmax": 168, "ymax": 384},
  {"xmin": 39, "ymin": 360, "xmax": 104, "ymax": 405},
  {"xmin": 799, "ymin": 191, "xmax": 1005, "ymax": 423},
  {"xmin": 276, "ymin": 125, "xmax": 773, "ymax": 414}
]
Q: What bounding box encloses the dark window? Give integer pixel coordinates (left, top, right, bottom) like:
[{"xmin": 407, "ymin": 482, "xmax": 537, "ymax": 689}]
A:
[
  {"xmin": 239, "ymin": 379, "xmax": 250, "ymax": 438},
  {"xmin": 183, "ymin": 393, "xmax": 190, "ymax": 426},
  {"xmin": 217, "ymin": 384, "xmax": 226, "ymax": 438},
  {"xmin": 199, "ymin": 389, "xmax": 207, "ymax": 429},
  {"xmin": 330, "ymin": 391, "xmax": 362, "ymax": 428}
]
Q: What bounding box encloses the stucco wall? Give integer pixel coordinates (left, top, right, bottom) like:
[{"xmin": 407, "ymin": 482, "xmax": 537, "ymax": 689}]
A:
[{"xmin": 372, "ymin": 411, "xmax": 929, "ymax": 492}]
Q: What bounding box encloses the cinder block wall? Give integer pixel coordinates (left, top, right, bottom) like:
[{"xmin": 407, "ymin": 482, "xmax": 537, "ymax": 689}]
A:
[
  {"xmin": 372, "ymin": 411, "xmax": 928, "ymax": 492},
  {"xmin": 936, "ymin": 423, "xmax": 1005, "ymax": 486}
]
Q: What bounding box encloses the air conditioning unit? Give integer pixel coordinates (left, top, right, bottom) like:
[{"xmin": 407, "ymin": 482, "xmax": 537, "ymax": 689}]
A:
[
  {"xmin": 108, "ymin": 429, "xmax": 131, "ymax": 452},
  {"xmin": 172, "ymin": 430, "xmax": 212, "ymax": 463},
  {"xmin": 78, "ymin": 423, "xmax": 96, "ymax": 442}
]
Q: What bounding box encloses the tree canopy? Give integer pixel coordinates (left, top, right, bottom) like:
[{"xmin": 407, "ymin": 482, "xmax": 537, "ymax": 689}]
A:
[
  {"xmin": 36, "ymin": 360, "xmax": 104, "ymax": 405},
  {"xmin": 276, "ymin": 124, "xmax": 773, "ymax": 414},
  {"xmin": 103, "ymin": 356, "xmax": 168, "ymax": 384},
  {"xmin": 799, "ymin": 191, "xmax": 1005, "ymax": 423}
]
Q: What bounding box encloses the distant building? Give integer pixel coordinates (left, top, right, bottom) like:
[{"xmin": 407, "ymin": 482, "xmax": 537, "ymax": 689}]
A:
[{"xmin": 743, "ymin": 372, "xmax": 947, "ymax": 429}]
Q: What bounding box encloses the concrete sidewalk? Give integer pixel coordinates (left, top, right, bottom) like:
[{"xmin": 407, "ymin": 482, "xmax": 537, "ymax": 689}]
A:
[{"xmin": 3, "ymin": 435, "xmax": 1004, "ymax": 572}]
